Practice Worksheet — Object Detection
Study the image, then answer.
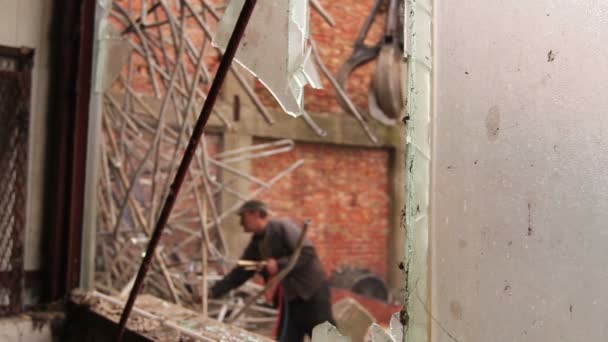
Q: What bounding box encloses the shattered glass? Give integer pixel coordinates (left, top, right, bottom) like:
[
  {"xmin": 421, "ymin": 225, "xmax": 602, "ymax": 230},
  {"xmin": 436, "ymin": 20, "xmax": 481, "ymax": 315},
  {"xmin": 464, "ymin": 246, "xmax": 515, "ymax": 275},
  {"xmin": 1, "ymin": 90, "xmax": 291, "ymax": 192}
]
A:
[
  {"xmin": 311, "ymin": 322, "xmax": 352, "ymax": 342},
  {"xmin": 214, "ymin": 0, "xmax": 322, "ymax": 117},
  {"xmin": 309, "ymin": 312, "xmax": 404, "ymax": 342},
  {"xmin": 368, "ymin": 312, "xmax": 404, "ymax": 342},
  {"xmin": 389, "ymin": 312, "xmax": 404, "ymax": 341}
]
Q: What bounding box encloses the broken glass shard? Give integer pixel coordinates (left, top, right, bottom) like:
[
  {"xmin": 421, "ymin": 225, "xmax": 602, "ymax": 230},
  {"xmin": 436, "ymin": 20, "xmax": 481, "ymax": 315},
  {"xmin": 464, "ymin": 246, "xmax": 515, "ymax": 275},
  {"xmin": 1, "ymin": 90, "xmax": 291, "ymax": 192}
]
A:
[{"xmin": 214, "ymin": 0, "xmax": 322, "ymax": 117}]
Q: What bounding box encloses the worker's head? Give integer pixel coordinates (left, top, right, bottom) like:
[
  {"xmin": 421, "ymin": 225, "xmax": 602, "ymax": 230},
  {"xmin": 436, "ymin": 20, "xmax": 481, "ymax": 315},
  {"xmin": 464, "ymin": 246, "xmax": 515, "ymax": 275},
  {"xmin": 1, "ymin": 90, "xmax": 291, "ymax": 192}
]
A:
[{"xmin": 237, "ymin": 199, "xmax": 269, "ymax": 234}]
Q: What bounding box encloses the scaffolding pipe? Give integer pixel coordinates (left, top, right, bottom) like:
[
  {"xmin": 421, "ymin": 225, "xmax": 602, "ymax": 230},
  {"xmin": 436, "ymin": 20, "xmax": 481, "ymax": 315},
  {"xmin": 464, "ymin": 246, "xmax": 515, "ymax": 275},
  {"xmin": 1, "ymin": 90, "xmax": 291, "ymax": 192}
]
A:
[{"xmin": 115, "ymin": 2, "xmax": 258, "ymax": 340}]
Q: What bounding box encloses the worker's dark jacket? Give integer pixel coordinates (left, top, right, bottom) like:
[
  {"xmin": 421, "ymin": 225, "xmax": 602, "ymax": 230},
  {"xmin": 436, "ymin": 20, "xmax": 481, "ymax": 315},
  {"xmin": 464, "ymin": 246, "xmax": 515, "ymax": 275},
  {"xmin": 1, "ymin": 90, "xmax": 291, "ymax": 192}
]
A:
[{"xmin": 210, "ymin": 218, "xmax": 328, "ymax": 301}]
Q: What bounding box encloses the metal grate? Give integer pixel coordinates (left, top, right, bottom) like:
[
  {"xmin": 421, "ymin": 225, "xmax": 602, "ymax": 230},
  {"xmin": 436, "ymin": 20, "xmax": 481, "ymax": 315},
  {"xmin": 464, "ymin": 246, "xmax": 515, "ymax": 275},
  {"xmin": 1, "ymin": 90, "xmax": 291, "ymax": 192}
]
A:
[{"xmin": 0, "ymin": 52, "xmax": 30, "ymax": 315}]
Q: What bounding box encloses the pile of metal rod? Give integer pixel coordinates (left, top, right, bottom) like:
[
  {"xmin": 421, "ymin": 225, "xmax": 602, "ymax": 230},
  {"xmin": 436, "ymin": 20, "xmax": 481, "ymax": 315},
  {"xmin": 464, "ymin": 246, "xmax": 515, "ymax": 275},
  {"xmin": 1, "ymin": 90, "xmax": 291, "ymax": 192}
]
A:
[
  {"xmin": 98, "ymin": 0, "xmax": 303, "ymax": 323},
  {"xmin": 94, "ymin": 0, "xmax": 380, "ymax": 337}
]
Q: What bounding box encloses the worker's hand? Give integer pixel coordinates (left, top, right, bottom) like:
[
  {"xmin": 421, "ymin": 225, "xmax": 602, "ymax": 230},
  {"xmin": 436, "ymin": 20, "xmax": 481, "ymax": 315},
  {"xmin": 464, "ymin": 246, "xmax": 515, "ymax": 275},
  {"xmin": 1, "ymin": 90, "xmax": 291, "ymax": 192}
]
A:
[{"xmin": 265, "ymin": 258, "xmax": 279, "ymax": 276}]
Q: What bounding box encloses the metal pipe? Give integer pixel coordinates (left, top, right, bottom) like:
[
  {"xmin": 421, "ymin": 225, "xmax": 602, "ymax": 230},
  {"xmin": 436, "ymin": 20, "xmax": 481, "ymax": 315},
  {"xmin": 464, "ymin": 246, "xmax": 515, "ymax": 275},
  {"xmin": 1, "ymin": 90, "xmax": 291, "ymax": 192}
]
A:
[
  {"xmin": 310, "ymin": 0, "xmax": 335, "ymax": 27},
  {"xmin": 121, "ymin": 1, "xmax": 162, "ymax": 35},
  {"xmin": 301, "ymin": 111, "xmax": 328, "ymax": 137},
  {"xmin": 113, "ymin": 2, "xmax": 162, "ymax": 98},
  {"xmin": 215, "ymin": 139, "xmax": 295, "ymax": 160},
  {"xmin": 310, "ymin": 41, "xmax": 379, "ymax": 144},
  {"xmin": 207, "ymin": 158, "xmax": 270, "ymax": 188},
  {"xmin": 115, "ymin": 2, "xmax": 258, "ymax": 340},
  {"xmin": 199, "ymin": 139, "xmax": 229, "ymax": 255},
  {"xmin": 168, "ymin": 160, "xmax": 305, "ymax": 253},
  {"xmin": 147, "ymin": 1, "xmax": 187, "ymax": 237}
]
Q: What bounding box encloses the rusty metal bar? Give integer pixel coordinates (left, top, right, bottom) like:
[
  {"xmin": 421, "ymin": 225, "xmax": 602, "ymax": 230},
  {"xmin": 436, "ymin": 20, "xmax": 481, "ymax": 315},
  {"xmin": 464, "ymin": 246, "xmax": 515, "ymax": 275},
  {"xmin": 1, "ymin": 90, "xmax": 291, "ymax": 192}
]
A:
[
  {"xmin": 115, "ymin": 1, "xmax": 258, "ymax": 340},
  {"xmin": 65, "ymin": 0, "xmax": 96, "ymax": 293}
]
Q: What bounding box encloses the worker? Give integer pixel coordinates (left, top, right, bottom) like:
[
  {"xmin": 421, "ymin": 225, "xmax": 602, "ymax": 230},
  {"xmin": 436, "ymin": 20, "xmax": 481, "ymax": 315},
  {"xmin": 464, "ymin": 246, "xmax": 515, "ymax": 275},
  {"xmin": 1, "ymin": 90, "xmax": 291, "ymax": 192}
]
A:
[{"xmin": 210, "ymin": 199, "xmax": 336, "ymax": 341}]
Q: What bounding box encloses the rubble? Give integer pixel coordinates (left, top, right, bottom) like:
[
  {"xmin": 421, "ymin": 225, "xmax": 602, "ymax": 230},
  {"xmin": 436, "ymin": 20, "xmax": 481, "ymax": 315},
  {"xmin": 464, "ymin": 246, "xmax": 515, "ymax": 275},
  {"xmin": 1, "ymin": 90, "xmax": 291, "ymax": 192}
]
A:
[
  {"xmin": 72, "ymin": 290, "xmax": 274, "ymax": 342},
  {"xmin": 333, "ymin": 297, "xmax": 376, "ymax": 342}
]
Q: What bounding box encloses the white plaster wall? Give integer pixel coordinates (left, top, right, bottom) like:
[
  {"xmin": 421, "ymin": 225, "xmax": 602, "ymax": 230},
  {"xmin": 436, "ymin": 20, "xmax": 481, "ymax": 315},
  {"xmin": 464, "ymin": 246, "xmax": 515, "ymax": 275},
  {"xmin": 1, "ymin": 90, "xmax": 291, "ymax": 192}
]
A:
[
  {"xmin": 0, "ymin": 0, "xmax": 53, "ymax": 273},
  {"xmin": 432, "ymin": 0, "xmax": 608, "ymax": 341}
]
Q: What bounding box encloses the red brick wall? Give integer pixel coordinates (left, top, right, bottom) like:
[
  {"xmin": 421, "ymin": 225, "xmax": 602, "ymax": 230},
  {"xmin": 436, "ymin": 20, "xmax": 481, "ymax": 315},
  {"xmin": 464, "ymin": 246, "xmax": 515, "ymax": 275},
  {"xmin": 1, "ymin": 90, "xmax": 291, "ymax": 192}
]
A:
[
  {"xmin": 108, "ymin": 0, "xmax": 394, "ymax": 285},
  {"xmin": 110, "ymin": 0, "xmax": 222, "ymax": 95},
  {"xmin": 248, "ymin": 2, "xmax": 392, "ymax": 283},
  {"xmin": 112, "ymin": 0, "xmax": 385, "ymax": 114},
  {"xmin": 251, "ymin": 139, "xmax": 391, "ymax": 280}
]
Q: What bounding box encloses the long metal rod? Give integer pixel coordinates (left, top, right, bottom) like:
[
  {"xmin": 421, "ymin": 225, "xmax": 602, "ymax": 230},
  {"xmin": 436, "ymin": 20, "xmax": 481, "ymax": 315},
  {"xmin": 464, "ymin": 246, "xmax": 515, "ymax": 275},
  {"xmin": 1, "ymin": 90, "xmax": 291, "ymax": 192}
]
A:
[
  {"xmin": 168, "ymin": 160, "xmax": 305, "ymax": 254},
  {"xmin": 310, "ymin": 0, "xmax": 335, "ymax": 27},
  {"xmin": 147, "ymin": 2, "xmax": 187, "ymax": 238},
  {"xmin": 115, "ymin": 2, "xmax": 258, "ymax": 340},
  {"xmin": 113, "ymin": 2, "xmax": 162, "ymax": 98},
  {"xmin": 310, "ymin": 41, "xmax": 379, "ymax": 144},
  {"xmin": 121, "ymin": 1, "xmax": 162, "ymax": 35},
  {"xmin": 215, "ymin": 139, "xmax": 294, "ymax": 160}
]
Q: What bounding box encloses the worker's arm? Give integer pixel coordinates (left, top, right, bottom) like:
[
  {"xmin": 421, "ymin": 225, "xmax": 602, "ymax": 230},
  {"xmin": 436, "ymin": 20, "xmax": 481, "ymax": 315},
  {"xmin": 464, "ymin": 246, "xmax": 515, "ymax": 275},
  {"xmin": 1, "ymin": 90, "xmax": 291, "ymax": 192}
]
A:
[{"xmin": 210, "ymin": 241, "xmax": 259, "ymax": 298}]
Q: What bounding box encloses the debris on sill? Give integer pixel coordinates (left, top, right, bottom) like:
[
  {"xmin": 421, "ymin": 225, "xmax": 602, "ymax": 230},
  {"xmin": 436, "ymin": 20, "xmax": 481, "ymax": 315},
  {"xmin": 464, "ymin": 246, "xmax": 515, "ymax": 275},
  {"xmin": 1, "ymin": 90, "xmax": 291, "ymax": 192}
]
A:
[{"xmin": 71, "ymin": 290, "xmax": 273, "ymax": 342}]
